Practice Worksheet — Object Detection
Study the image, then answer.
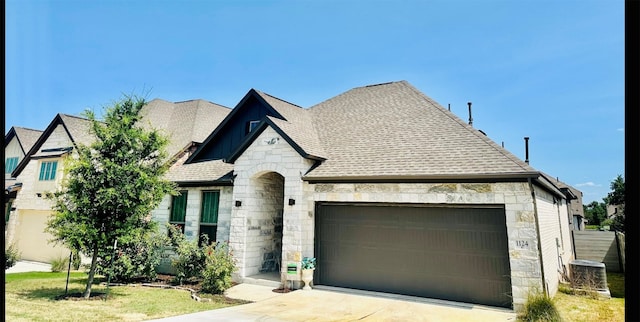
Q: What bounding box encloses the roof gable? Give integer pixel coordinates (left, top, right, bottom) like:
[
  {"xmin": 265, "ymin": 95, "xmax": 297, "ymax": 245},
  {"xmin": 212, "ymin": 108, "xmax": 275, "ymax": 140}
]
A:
[
  {"xmin": 5, "ymin": 127, "xmax": 44, "ymax": 154},
  {"xmin": 187, "ymin": 89, "xmax": 290, "ymax": 163},
  {"xmin": 140, "ymin": 98, "xmax": 230, "ymax": 159},
  {"xmin": 12, "ymin": 114, "xmax": 93, "ymax": 178}
]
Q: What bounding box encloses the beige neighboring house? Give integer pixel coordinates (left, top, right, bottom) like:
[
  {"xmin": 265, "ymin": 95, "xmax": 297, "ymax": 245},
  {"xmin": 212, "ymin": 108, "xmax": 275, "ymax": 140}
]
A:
[
  {"xmin": 6, "ymin": 114, "xmax": 94, "ymax": 262},
  {"xmin": 5, "ymin": 126, "xmax": 43, "ymax": 228},
  {"xmin": 5, "ymin": 99, "xmax": 230, "ymax": 264},
  {"xmin": 152, "ymin": 80, "xmax": 576, "ymax": 311}
]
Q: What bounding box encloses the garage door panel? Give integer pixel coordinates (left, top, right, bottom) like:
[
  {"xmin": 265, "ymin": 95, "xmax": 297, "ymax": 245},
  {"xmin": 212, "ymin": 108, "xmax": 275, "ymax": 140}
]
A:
[{"xmin": 316, "ymin": 203, "xmax": 512, "ymax": 308}]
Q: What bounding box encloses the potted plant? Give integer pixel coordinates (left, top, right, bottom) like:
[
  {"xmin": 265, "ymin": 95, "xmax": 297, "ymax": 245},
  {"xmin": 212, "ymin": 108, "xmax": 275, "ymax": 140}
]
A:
[{"xmin": 300, "ymin": 257, "xmax": 316, "ymax": 290}]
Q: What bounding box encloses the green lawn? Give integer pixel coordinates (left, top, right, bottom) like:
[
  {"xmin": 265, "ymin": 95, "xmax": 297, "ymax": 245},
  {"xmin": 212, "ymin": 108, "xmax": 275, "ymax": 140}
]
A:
[
  {"xmin": 553, "ymin": 272, "xmax": 625, "ymax": 322},
  {"xmin": 5, "ymin": 271, "xmax": 248, "ymax": 321}
]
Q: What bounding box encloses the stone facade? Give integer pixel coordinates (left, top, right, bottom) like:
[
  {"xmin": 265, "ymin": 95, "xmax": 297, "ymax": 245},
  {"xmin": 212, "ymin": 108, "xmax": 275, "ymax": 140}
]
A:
[
  {"xmin": 310, "ymin": 181, "xmax": 546, "ymax": 311},
  {"xmin": 139, "ymin": 121, "xmax": 577, "ymax": 312},
  {"xmin": 230, "ymin": 126, "xmax": 316, "ymax": 279},
  {"xmin": 151, "ymin": 185, "xmax": 233, "ymax": 243}
]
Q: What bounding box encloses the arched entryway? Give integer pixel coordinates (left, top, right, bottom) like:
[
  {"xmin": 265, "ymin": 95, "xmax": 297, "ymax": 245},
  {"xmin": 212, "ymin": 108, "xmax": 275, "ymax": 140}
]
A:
[{"xmin": 245, "ymin": 171, "xmax": 284, "ymax": 281}]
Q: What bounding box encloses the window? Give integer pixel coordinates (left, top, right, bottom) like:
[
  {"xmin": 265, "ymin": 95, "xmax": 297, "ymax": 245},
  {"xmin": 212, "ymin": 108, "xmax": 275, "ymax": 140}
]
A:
[
  {"xmin": 38, "ymin": 161, "xmax": 58, "ymax": 181},
  {"xmin": 5, "ymin": 200, "xmax": 12, "ymax": 226},
  {"xmin": 199, "ymin": 191, "xmax": 219, "ymax": 246},
  {"xmin": 246, "ymin": 120, "xmax": 260, "ymax": 134},
  {"xmin": 170, "ymin": 190, "xmax": 188, "ymax": 234},
  {"xmin": 5, "ymin": 157, "xmax": 19, "ymax": 174}
]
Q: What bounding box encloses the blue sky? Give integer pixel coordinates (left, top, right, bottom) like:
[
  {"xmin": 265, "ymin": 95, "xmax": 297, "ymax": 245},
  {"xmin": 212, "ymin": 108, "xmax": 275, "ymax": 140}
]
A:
[{"xmin": 5, "ymin": 0, "xmax": 624, "ymax": 204}]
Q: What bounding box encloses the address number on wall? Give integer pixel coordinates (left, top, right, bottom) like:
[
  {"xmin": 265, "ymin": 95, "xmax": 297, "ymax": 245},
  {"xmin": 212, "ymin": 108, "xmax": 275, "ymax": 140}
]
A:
[{"xmin": 515, "ymin": 240, "xmax": 530, "ymax": 249}]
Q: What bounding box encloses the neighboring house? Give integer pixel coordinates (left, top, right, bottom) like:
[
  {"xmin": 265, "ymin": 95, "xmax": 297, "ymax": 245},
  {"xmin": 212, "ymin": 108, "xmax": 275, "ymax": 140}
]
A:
[
  {"xmin": 5, "ymin": 126, "xmax": 43, "ymax": 227},
  {"xmin": 5, "ymin": 99, "xmax": 230, "ymax": 264},
  {"xmin": 606, "ymin": 204, "xmax": 622, "ymax": 220},
  {"xmin": 6, "ymin": 114, "xmax": 94, "ymax": 262},
  {"xmin": 151, "ymin": 80, "xmax": 576, "ymax": 311},
  {"xmin": 540, "ymin": 173, "xmax": 585, "ymax": 231}
]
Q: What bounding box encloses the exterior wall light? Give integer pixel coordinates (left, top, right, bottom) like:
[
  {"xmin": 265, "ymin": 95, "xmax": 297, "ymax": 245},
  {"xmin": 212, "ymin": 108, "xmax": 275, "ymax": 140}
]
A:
[
  {"xmin": 288, "ymin": 198, "xmax": 295, "ymax": 206},
  {"xmin": 235, "ymin": 200, "xmax": 242, "ymax": 207}
]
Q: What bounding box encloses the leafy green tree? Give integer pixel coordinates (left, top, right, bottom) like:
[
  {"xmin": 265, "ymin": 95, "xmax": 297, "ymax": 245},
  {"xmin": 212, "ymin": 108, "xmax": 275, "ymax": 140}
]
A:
[
  {"xmin": 604, "ymin": 174, "xmax": 624, "ymax": 232},
  {"xmin": 583, "ymin": 201, "xmax": 607, "ymax": 227},
  {"xmin": 46, "ymin": 96, "xmax": 176, "ymax": 298}
]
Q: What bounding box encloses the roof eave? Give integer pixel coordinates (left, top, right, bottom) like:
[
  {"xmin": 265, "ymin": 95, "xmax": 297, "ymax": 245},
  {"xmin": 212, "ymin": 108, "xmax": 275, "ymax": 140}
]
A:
[{"xmin": 303, "ymin": 172, "xmax": 541, "ymax": 183}]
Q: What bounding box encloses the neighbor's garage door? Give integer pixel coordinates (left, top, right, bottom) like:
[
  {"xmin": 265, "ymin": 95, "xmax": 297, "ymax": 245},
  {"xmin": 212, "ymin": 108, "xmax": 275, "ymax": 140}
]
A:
[{"xmin": 315, "ymin": 203, "xmax": 512, "ymax": 308}]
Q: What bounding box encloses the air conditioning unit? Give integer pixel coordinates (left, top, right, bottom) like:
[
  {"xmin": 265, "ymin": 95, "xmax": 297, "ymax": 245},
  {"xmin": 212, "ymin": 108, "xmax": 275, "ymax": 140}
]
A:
[{"xmin": 569, "ymin": 259, "xmax": 611, "ymax": 298}]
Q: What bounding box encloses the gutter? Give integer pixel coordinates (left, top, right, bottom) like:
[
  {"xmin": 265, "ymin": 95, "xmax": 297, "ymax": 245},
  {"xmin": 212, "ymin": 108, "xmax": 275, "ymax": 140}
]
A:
[{"xmin": 528, "ymin": 177, "xmax": 547, "ymax": 296}]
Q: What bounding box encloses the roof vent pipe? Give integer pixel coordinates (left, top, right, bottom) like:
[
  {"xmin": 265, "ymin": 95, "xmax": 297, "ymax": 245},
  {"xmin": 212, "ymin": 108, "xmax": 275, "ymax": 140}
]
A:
[
  {"xmin": 467, "ymin": 102, "xmax": 473, "ymax": 126},
  {"xmin": 524, "ymin": 137, "xmax": 530, "ymax": 164},
  {"xmin": 448, "ymin": 103, "xmax": 451, "ymax": 111}
]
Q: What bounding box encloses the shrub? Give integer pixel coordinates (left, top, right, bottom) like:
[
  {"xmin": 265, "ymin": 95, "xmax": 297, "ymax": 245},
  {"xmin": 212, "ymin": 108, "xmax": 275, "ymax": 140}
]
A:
[
  {"xmin": 519, "ymin": 289, "xmax": 563, "ymax": 322},
  {"xmin": 50, "ymin": 256, "xmax": 70, "ymax": 272},
  {"xmin": 201, "ymin": 242, "xmax": 237, "ymax": 294},
  {"xmin": 96, "ymin": 222, "xmax": 168, "ymax": 282},
  {"xmin": 5, "ymin": 244, "xmax": 21, "ymax": 269},
  {"xmin": 169, "ymin": 224, "xmax": 207, "ymax": 285}
]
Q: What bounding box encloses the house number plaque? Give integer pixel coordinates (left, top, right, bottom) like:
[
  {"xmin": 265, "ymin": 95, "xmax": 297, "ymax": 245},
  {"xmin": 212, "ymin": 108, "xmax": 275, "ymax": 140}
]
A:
[{"xmin": 515, "ymin": 240, "xmax": 530, "ymax": 249}]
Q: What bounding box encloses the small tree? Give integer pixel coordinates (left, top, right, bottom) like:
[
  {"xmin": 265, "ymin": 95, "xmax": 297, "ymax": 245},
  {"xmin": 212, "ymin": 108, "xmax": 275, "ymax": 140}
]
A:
[
  {"xmin": 46, "ymin": 96, "xmax": 176, "ymax": 298},
  {"xmin": 604, "ymin": 174, "xmax": 624, "ymax": 232},
  {"xmin": 583, "ymin": 201, "xmax": 607, "ymax": 228}
]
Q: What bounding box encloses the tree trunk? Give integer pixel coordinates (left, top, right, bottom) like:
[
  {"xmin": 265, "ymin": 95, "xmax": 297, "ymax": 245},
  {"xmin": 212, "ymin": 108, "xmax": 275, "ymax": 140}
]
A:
[{"xmin": 83, "ymin": 244, "xmax": 99, "ymax": 299}]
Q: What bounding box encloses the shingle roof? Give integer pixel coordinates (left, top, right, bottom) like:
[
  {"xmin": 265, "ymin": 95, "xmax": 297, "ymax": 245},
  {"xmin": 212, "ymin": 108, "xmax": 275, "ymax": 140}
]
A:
[
  {"xmin": 140, "ymin": 99, "xmax": 231, "ymax": 159},
  {"xmin": 255, "ymin": 91, "xmax": 326, "ymax": 158},
  {"xmin": 165, "ymin": 160, "xmax": 234, "ymax": 184},
  {"xmin": 12, "ymin": 127, "xmax": 43, "ymax": 153},
  {"xmin": 59, "ymin": 114, "xmax": 95, "ymax": 146},
  {"xmin": 303, "ymin": 81, "xmax": 538, "ymax": 180}
]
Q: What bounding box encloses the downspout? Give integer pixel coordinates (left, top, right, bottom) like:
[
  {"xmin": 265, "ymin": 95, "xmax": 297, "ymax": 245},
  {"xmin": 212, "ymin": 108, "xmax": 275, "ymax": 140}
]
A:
[{"xmin": 528, "ymin": 177, "xmax": 547, "ymax": 296}]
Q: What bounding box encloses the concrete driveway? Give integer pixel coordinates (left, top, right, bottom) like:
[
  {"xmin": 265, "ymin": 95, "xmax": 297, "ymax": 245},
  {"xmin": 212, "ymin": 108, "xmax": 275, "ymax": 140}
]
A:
[{"xmin": 150, "ymin": 284, "xmax": 517, "ymax": 322}]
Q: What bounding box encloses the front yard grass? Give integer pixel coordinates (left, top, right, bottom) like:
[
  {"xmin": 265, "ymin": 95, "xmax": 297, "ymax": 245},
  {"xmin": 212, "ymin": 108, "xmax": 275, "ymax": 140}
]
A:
[
  {"xmin": 553, "ymin": 272, "xmax": 625, "ymax": 322},
  {"xmin": 5, "ymin": 271, "xmax": 247, "ymax": 321}
]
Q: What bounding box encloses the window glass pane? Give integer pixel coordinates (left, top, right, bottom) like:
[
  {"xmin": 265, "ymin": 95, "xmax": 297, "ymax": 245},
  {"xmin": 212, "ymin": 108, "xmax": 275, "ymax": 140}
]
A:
[
  {"xmin": 39, "ymin": 161, "xmax": 58, "ymax": 181},
  {"xmin": 199, "ymin": 225, "xmax": 217, "ymax": 246},
  {"xmin": 5, "ymin": 157, "xmax": 18, "ymax": 173},
  {"xmin": 170, "ymin": 190, "xmax": 188, "ymax": 223},
  {"xmin": 50, "ymin": 161, "xmax": 58, "ymax": 180},
  {"xmin": 201, "ymin": 191, "xmax": 219, "ymax": 224},
  {"xmin": 39, "ymin": 162, "xmax": 46, "ymax": 180}
]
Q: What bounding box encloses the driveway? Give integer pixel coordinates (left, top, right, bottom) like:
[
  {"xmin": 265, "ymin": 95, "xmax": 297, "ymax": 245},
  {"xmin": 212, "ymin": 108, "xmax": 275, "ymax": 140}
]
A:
[{"xmin": 149, "ymin": 284, "xmax": 517, "ymax": 322}]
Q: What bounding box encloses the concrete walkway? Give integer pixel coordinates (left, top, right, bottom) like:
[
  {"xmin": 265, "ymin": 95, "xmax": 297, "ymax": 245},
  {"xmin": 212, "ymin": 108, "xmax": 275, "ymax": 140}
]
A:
[
  {"xmin": 150, "ymin": 283, "xmax": 518, "ymax": 322},
  {"xmin": 5, "ymin": 260, "xmax": 52, "ymax": 273}
]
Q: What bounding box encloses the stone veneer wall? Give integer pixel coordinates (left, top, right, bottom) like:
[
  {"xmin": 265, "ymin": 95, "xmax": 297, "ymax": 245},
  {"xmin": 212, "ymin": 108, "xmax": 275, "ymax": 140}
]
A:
[
  {"xmin": 230, "ymin": 126, "xmax": 316, "ymax": 279},
  {"xmin": 310, "ymin": 182, "xmax": 544, "ymax": 311},
  {"xmin": 151, "ymin": 186, "xmax": 234, "ymax": 243}
]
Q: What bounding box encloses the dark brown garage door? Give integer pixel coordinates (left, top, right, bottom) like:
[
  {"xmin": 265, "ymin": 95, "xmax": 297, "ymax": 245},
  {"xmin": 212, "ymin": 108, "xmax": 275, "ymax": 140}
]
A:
[{"xmin": 315, "ymin": 203, "xmax": 512, "ymax": 308}]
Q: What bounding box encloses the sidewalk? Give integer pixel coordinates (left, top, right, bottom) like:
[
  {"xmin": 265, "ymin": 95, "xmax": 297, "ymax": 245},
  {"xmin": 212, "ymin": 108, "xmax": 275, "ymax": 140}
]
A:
[{"xmin": 5, "ymin": 260, "xmax": 52, "ymax": 273}]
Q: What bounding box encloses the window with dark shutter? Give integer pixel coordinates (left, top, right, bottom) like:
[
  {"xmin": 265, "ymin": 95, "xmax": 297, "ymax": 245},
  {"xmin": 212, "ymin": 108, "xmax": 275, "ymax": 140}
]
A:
[
  {"xmin": 170, "ymin": 190, "xmax": 188, "ymax": 234},
  {"xmin": 199, "ymin": 190, "xmax": 219, "ymax": 245}
]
